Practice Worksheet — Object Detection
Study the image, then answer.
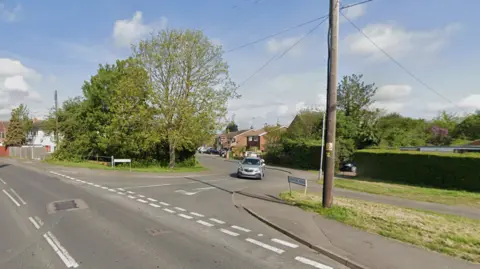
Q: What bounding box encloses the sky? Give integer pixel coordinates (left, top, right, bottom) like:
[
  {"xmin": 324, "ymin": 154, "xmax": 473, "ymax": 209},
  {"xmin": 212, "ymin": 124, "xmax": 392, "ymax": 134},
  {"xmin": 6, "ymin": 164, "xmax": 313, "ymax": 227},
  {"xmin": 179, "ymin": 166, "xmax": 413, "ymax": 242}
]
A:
[{"xmin": 0, "ymin": 0, "xmax": 479, "ymax": 129}]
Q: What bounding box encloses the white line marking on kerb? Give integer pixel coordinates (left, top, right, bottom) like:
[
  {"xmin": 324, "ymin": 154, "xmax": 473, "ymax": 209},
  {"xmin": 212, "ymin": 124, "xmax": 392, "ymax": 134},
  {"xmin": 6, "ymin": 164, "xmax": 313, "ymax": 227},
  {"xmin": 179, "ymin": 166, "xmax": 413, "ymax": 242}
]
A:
[
  {"xmin": 209, "ymin": 218, "xmax": 225, "ymax": 224},
  {"xmin": 178, "ymin": 213, "xmax": 193, "ymax": 219},
  {"xmin": 196, "ymin": 220, "xmax": 214, "ymax": 227},
  {"xmin": 147, "ymin": 198, "xmax": 157, "ymax": 202},
  {"xmin": 159, "ymin": 202, "xmax": 170, "ymax": 206},
  {"xmin": 220, "ymin": 228, "xmax": 239, "ymax": 236},
  {"xmin": 0, "ymin": 178, "xmax": 6, "ymax": 184},
  {"xmin": 163, "ymin": 208, "xmax": 175, "ymax": 213},
  {"xmin": 190, "ymin": 212, "xmax": 204, "ymax": 217},
  {"xmin": 137, "ymin": 199, "xmax": 148, "ymax": 203},
  {"xmin": 10, "ymin": 189, "xmax": 27, "ymax": 205},
  {"xmin": 44, "ymin": 232, "xmax": 79, "ymax": 268},
  {"xmin": 231, "ymin": 225, "xmax": 250, "ymax": 232},
  {"xmin": 174, "ymin": 207, "xmax": 186, "ymax": 211},
  {"xmin": 271, "ymin": 238, "xmax": 298, "ymax": 248},
  {"xmin": 149, "ymin": 203, "xmax": 161, "ymax": 208},
  {"xmin": 246, "ymin": 238, "xmax": 285, "ymax": 254},
  {"xmin": 29, "ymin": 217, "xmax": 41, "ymax": 229},
  {"xmin": 2, "ymin": 189, "xmax": 20, "ymax": 207},
  {"xmin": 295, "ymin": 256, "xmax": 333, "ymax": 269}
]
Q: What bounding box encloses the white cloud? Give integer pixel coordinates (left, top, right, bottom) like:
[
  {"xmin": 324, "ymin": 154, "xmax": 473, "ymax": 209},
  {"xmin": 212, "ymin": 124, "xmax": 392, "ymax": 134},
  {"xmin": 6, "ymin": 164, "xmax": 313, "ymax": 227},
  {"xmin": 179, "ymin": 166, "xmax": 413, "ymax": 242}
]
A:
[
  {"xmin": 372, "ymin": 101, "xmax": 406, "ymax": 113},
  {"xmin": 0, "ymin": 3, "xmax": 21, "ymax": 22},
  {"xmin": 113, "ymin": 11, "xmax": 168, "ymax": 48},
  {"xmin": 276, "ymin": 105, "xmax": 289, "ymax": 116},
  {"xmin": 4, "ymin": 75, "xmax": 30, "ymax": 91},
  {"xmin": 295, "ymin": 101, "xmax": 307, "ymax": 112},
  {"xmin": 344, "ymin": 22, "xmax": 461, "ymax": 61},
  {"xmin": 374, "ymin": 84, "xmax": 412, "ymax": 101},
  {"xmin": 340, "ymin": 4, "xmax": 365, "ymax": 22},
  {"xmin": 266, "ymin": 36, "xmax": 302, "ymax": 55},
  {"xmin": 458, "ymin": 94, "xmax": 480, "ymax": 110}
]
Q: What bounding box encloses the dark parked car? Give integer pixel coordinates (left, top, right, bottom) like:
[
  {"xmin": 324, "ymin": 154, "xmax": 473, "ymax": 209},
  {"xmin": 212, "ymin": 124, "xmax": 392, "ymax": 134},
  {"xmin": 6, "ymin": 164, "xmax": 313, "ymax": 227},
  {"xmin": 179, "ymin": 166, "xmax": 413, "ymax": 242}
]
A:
[
  {"xmin": 339, "ymin": 162, "xmax": 357, "ymax": 173},
  {"xmin": 206, "ymin": 148, "xmax": 219, "ymax": 155}
]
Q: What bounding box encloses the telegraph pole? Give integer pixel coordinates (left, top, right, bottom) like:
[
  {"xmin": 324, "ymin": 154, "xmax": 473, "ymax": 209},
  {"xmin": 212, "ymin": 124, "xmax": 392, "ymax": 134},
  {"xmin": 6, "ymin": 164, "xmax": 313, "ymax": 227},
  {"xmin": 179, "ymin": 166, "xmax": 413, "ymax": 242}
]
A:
[
  {"xmin": 54, "ymin": 90, "xmax": 59, "ymax": 143},
  {"xmin": 322, "ymin": 0, "xmax": 339, "ymax": 208}
]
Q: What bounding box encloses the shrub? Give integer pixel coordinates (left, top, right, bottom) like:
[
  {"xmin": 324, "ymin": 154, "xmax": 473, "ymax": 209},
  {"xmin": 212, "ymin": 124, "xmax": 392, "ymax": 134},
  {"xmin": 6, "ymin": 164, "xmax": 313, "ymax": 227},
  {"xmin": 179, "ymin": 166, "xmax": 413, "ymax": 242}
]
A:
[
  {"xmin": 354, "ymin": 149, "xmax": 480, "ymax": 191},
  {"xmin": 265, "ymin": 138, "xmax": 322, "ymax": 170}
]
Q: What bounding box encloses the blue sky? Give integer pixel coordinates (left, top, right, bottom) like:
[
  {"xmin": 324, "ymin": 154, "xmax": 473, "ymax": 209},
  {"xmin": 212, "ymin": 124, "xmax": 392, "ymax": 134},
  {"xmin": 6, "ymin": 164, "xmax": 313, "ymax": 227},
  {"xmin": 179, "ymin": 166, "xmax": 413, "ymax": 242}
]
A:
[{"xmin": 1, "ymin": 0, "xmax": 479, "ymax": 128}]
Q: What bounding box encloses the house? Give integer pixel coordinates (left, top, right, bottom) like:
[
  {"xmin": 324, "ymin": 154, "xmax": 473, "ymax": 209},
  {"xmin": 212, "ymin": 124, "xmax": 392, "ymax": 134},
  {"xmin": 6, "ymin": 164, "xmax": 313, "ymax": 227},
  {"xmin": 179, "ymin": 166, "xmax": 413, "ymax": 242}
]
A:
[
  {"xmin": 246, "ymin": 126, "xmax": 288, "ymax": 152},
  {"xmin": 27, "ymin": 119, "xmax": 56, "ymax": 153},
  {"xmin": 217, "ymin": 129, "xmax": 254, "ymax": 149},
  {"xmin": 0, "ymin": 121, "xmax": 8, "ymax": 146}
]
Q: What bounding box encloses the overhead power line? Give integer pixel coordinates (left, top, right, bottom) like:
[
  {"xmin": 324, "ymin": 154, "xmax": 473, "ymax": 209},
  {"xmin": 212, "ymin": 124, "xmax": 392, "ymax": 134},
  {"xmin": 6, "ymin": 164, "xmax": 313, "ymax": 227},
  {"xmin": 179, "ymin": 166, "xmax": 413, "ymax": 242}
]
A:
[{"xmin": 339, "ymin": 9, "xmax": 465, "ymax": 112}]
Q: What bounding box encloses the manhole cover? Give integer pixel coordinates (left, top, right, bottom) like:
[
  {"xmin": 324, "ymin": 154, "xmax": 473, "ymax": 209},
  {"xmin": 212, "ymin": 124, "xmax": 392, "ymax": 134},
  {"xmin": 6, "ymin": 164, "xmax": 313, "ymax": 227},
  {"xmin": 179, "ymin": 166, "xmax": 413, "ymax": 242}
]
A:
[
  {"xmin": 146, "ymin": 228, "xmax": 170, "ymax": 236},
  {"xmin": 47, "ymin": 199, "xmax": 88, "ymax": 214}
]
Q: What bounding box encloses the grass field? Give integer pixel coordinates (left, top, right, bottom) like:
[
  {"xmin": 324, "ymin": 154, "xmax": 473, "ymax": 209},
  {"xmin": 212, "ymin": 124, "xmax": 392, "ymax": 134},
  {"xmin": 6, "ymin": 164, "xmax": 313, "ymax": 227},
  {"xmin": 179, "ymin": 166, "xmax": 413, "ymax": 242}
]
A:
[
  {"xmin": 317, "ymin": 177, "xmax": 480, "ymax": 208},
  {"xmin": 280, "ymin": 191, "xmax": 480, "ymax": 263},
  {"xmin": 45, "ymin": 159, "xmax": 206, "ymax": 173}
]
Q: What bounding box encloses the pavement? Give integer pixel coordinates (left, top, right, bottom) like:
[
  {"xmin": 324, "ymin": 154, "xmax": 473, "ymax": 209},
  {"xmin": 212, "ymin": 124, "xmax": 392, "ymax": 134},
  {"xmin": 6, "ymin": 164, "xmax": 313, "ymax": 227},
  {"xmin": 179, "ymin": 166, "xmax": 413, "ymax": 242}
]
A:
[{"xmin": 1, "ymin": 154, "xmax": 478, "ymax": 269}]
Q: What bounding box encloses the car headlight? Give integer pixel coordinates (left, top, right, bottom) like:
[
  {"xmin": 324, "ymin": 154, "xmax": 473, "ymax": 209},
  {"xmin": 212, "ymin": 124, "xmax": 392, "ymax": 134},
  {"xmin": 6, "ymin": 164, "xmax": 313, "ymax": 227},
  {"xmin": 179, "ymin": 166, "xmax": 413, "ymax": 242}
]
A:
[{"xmin": 238, "ymin": 166, "xmax": 243, "ymax": 171}]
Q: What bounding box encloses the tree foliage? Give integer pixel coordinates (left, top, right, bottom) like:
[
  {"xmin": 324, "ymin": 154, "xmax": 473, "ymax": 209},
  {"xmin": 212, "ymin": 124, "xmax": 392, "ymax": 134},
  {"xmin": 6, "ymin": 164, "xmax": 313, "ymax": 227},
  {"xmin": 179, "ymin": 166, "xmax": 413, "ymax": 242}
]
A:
[
  {"xmin": 226, "ymin": 121, "xmax": 238, "ymax": 132},
  {"xmin": 5, "ymin": 104, "xmax": 33, "ymax": 147}
]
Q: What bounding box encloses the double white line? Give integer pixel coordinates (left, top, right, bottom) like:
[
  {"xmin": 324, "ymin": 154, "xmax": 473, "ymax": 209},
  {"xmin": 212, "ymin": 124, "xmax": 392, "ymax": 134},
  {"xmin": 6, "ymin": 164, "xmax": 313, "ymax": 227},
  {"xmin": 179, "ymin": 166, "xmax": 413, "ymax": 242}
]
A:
[
  {"xmin": 2, "ymin": 188, "xmax": 27, "ymax": 207},
  {"xmin": 43, "ymin": 231, "xmax": 79, "ymax": 268}
]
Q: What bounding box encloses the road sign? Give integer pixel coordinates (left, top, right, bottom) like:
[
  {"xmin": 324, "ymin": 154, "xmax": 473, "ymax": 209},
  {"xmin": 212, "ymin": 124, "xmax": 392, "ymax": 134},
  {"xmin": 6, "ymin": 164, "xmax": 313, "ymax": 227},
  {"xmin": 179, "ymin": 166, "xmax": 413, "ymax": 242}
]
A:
[
  {"xmin": 287, "ymin": 176, "xmax": 308, "ymax": 195},
  {"xmin": 111, "ymin": 157, "xmax": 132, "ymax": 171}
]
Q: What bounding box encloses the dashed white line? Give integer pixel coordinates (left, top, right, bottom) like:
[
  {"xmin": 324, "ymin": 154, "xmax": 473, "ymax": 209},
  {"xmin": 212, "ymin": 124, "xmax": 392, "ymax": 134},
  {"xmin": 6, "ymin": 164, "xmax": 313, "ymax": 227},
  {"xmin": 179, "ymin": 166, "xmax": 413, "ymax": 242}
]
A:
[
  {"xmin": 149, "ymin": 203, "xmax": 161, "ymax": 208},
  {"xmin": 117, "ymin": 192, "xmax": 125, "ymax": 195},
  {"xmin": 94, "ymin": 184, "xmax": 101, "ymax": 187},
  {"xmin": 108, "ymin": 189, "xmax": 116, "ymax": 192},
  {"xmin": 220, "ymin": 228, "xmax": 239, "ymax": 237},
  {"xmin": 258, "ymin": 234, "xmax": 264, "ymax": 237},
  {"xmin": 44, "ymin": 231, "xmax": 79, "ymax": 268},
  {"xmin": 0, "ymin": 178, "xmax": 6, "ymax": 184},
  {"xmin": 147, "ymin": 198, "xmax": 157, "ymax": 202},
  {"xmin": 196, "ymin": 220, "xmax": 214, "ymax": 227},
  {"xmin": 49, "ymin": 171, "xmax": 59, "ymax": 175},
  {"xmin": 10, "ymin": 189, "xmax": 27, "ymax": 205},
  {"xmin": 246, "ymin": 238, "xmax": 285, "ymax": 254},
  {"xmin": 178, "ymin": 213, "xmax": 193, "ymax": 219},
  {"xmin": 34, "ymin": 216, "xmax": 44, "ymax": 226},
  {"xmin": 137, "ymin": 195, "xmax": 146, "ymax": 198},
  {"xmin": 190, "ymin": 212, "xmax": 204, "ymax": 217},
  {"xmin": 29, "ymin": 216, "xmax": 41, "ymax": 229},
  {"xmin": 271, "ymin": 238, "xmax": 299, "ymax": 248},
  {"xmin": 295, "ymin": 256, "xmax": 333, "ymax": 269},
  {"xmin": 87, "ymin": 182, "xmax": 94, "ymax": 185},
  {"xmin": 163, "ymin": 208, "xmax": 175, "ymax": 213},
  {"xmin": 78, "ymin": 180, "xmax": 86, "ymax": 183},
  {"xmin": 117, "ymin": 188, "xmax": 125, "ymax": 191},
  {"xmin": 209, "ymin": 218, "xmax": 225, "ymax": 224},
  {"xmin": 231, "ymin": 225, "xmax": 250, "ymax": 232},
  {"xmin": 128, "ymin": 195, "xmax": 136, "ymax": 199},
  {"xmin": 137, "ymin": 199, "xmax": 148, "ymax": 203},
  {"xmin": 174, "ymin": 207, "xmax": 186, "ymax": 212},
  {"xmin": 127, "ymin": 191, "xmax": 135, "ymax": 194},
  {"xmin": 101, "ymin": 186, "xmax": 108, "ymax": 190},
  {"xmin": 159, "ymin": 202, "xmax": 170, "ymax": 206},
  {"xmin": 2, "ymin": 189, "xmax": 20, "ymax": 207}
]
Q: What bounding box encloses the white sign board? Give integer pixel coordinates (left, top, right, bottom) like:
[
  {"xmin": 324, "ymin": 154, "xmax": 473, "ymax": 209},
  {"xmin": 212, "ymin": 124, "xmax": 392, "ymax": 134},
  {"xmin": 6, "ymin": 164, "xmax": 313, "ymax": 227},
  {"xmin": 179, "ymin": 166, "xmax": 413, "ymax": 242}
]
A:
[
  {"xmin": 287, "ymin": 176, "xmax": 308, "ymax": 195},
  {"xmin": 114, "ymin": 159, "xmax": 131, "ymax": 163}
]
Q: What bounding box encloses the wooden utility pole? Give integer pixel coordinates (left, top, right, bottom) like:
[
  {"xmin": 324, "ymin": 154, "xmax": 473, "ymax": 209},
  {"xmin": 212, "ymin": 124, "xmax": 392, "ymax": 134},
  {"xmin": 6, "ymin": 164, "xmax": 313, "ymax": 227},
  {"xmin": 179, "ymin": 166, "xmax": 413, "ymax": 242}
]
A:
[{"xmin": 323, "ymin": 0, "xmax": 339, "ymax": 208}]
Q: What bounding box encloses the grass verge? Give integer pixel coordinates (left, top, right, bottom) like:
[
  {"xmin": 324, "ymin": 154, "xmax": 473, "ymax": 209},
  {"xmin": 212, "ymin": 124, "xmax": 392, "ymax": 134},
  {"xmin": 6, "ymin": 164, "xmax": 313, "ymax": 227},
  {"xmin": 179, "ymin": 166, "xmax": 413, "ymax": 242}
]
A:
[
  {"xmin": 317, "ymin": 177, "xmax": 480, "ymax": 208},
  {"xmin": 44, "ymin": 159, "xmax": 206, "ymax": 173},
  {"xmin": 280, "ymin": 191, "xmax": 480, "ymax": 263}
]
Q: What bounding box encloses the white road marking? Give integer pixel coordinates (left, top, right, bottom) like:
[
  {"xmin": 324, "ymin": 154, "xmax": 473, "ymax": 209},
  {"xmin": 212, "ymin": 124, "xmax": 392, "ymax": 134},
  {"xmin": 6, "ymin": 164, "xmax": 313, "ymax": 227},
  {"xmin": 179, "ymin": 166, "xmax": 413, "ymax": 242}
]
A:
[
  {"xmin": 2, "ymin": 189, "xmax": 20, "ymax": 207},
  {"xmin": 49, "ymin": 171, "xmax": 59, "ymax": 175},
  {"xmin": 163, "ymin": 208, "xmax": 175, "ymax": 213},
  {"xmin": 137, "ymin": 199, "xmax": 148, "ymax": 203},
  {"xmin": 28, "ymin": 217, "xmax": 41, "ymax": 229},
  {"xmin": 101, "ymin": 186, "xmax": 108, "ymax": 190},
  {"xmin": 117, "ymin": 192, "xmax": 125, "ymax": 195},
  {"xmin": 94, "ymin": 184, "xmax": 101, "ymax": 187},
  {"xmin": 246, "ymin": 238, "xmax": 285, "ymax": 254},
  {"xmin": 108, "ymin": 189, "xmax": 116, "ymax": 192},
  {"xmin": 127, "ymin": 191, "xmax": 135, "ymax": 194},
  {"xmin": 34, "ymin": 216, "xmax": 44, "ymax": 226},
  {"xmin": 128, "ymin": 195, "xmax": 136, "ymax": 199},
  {"xmin": 295, "ymin": 256, "xmax": 333, "ymax": 269},
  {"xmin": 78, "ymin": 180, "xmax": 86, "ymax": 183},
  {"xmin": 149, "ymin": 203, "xmax": 161, "ymax": 208},
  {"xmin": 174, "ymin": 190, "xmax": 197, "ymax": 195},
  {"xmin": 9, "ymin": 189, "xmax": 27, "ymax": 205},
  {"xmin": 209, "ymin": 218, "xmax": 225, "ymax": 224},
  {"xmin": 174, "ymin": 207, "xmax": 186, "ymax": 211},
  {"xmin": 44, "ymin": 232, "xmax": 79, "ymax": 268},
  {"xmin": 0, "ymin": 178, "xmax": 6, "ymax": 184},
  {"xmin": 190, "ymin": 212, "xmax": 204, "ymax": 217},
  {"xmin": 271, "ymin": 238, "xmax": 299, "ymax": 248},
  {"xmin": 159, "ymin": 202, "xmax": 170, "ymax": 206},
  {"xmin": 220, "ymin": 228, "xmax": 239, "ymax": 237},
  {"xmin": 123, "ymin": 183, "xmax": 171, "ymax": 190},
  {"xmin": 178, "ymin": 213, "xmax": 193, "ymax": 219},
  {"xmin": 147, "ymin": 198, "xmax": 157, "ymax": 202},
  {"xmin": 117, "ymin": 188, "xmax": 125, "ymax": 191},
  {"xmin": 258, "ymin": 234, "xmax": 263, "ymax": 237},
  {"xmin": 87, "ymin": 182, "xmax": 94, "ymax": 185},
  {"xmin": 137, "ymin": 195, "xmax": 146, "ymax": 198},
  {"xmin": 196, "ymin": 220, "xmax": 214, "ymax": 227},
  {"xmin": 231, "ymin": 225, "xmax": 250, "ymax": 232},
  {"xmin": 193, "ymin": 186, "xmax": 216, "ymax": 191}
]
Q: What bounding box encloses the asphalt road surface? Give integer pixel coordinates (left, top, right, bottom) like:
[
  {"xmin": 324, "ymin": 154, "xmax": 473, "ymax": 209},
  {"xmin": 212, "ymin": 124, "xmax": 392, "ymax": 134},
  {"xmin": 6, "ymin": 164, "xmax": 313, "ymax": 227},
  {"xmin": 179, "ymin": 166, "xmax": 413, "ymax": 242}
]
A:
[{"xmin": 0, "ymin": 156, "xmax": 347, "ymax": 269}]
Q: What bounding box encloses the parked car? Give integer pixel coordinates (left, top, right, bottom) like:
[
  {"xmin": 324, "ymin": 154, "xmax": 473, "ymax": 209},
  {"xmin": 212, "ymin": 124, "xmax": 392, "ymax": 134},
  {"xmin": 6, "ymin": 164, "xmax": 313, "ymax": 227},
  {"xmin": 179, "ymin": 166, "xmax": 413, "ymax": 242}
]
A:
[
  {"xmin": 339, "ymin": 162, "xmax": 357, "ymax": 173},
  {"xmin": 206, "ymin": 148, "xmax": 219, "ymax": 155},
  {"xmin": 237, "ymin": 157, "xmax": 266, "ymax": 179},
  {"xmin": 197, "ymin": 147, "xmax": 208, "ymax": 154}
]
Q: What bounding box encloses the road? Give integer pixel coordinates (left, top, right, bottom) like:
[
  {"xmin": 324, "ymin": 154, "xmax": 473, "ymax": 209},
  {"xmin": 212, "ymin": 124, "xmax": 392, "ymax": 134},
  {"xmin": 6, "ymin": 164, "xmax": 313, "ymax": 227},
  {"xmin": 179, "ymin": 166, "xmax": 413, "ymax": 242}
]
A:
[{"xmin": 0, "ymin": 157, "xmax": 347, "ymax": 269}]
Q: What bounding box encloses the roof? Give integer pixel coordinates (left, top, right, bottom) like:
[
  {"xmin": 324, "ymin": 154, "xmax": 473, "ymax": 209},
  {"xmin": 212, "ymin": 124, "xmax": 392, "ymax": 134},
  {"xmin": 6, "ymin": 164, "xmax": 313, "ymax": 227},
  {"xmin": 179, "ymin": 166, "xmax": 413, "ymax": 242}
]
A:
[
  {"xmin": 246, "ymin": 128, "xmax": 266, "ymax": 136},
  {"xmin": 226, "ymin": 129, "xmax": 253, "ymax": 139}
]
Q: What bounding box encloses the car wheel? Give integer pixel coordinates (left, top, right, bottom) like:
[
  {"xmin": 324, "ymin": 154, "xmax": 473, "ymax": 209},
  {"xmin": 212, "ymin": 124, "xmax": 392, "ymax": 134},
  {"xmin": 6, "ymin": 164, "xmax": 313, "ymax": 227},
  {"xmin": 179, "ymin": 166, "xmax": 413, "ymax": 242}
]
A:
[{"xmin": 237, "ymin": 172, "xmax": 241, "ymax": 178}]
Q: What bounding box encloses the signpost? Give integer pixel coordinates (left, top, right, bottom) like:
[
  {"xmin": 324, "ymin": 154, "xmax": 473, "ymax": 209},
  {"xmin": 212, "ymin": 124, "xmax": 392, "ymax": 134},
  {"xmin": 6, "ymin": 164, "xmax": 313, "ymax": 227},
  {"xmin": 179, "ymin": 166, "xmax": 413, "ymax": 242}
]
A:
[
  {"xmin": 111, "ymin": 157, "xmax": 132, "ymax": 172},
  {"xmin": 287, "ymin": 176, "xmax": 308, "ymax": 195}
]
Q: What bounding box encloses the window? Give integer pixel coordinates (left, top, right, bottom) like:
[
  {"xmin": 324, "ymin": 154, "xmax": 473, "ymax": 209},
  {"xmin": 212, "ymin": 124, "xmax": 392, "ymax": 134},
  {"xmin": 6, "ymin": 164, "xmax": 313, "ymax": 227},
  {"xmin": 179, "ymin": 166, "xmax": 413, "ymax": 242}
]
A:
[
  {"xmin": 253, "ymin": 136, "xmax": 259, "ymax": 142},
  {"xmin": 248, "ymin": 136, "xmax": 252, "ymax": 142}
]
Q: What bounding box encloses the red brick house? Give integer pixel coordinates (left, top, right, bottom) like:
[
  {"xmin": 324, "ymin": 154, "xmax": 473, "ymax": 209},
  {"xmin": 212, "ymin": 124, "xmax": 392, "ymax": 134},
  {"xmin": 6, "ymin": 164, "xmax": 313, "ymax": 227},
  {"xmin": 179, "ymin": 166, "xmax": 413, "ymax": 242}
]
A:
[
  {"xmin": 217, "ymin": 129, "xmax": 255, "ymax": 149},
  {"xmin": 0, "ymin": 121, "xmax": 8, "ymax": 146}
]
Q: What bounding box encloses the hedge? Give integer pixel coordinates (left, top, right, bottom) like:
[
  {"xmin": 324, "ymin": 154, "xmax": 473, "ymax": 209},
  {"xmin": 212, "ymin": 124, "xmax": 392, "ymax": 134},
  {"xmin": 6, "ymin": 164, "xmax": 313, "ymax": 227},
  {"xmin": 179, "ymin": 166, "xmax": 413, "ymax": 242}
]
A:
[
  {"xmin": 265, "ymin": 138, "xmax": 322, "ymax": 170},
  {"xmin": 354, "ymin": 149, "xmax": 480, "ymax": 192}
]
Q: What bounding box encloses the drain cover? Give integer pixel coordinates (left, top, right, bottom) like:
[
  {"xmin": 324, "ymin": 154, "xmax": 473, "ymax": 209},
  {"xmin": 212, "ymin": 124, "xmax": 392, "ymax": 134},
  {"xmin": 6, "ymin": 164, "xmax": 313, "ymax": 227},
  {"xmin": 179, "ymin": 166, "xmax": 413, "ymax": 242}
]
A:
[{"xmin": 47, "ymin": 199, "xmax": 88, "ymax": 214}]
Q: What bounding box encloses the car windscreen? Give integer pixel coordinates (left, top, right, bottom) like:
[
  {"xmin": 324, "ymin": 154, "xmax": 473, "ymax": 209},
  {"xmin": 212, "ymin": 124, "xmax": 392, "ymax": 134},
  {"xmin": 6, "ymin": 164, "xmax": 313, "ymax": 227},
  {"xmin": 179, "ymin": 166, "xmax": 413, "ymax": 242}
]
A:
[{"xmin": 242, "ymin": 158, "xmax": 260, "ymax": 165}]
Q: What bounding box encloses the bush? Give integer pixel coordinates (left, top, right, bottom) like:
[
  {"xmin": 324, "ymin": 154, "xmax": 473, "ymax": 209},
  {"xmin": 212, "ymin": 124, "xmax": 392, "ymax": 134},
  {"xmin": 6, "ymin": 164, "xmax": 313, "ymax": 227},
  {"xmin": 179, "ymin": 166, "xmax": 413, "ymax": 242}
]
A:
[
  {"xmin": 265, "ymin": 138, "xmax": 322, "ymax": 170},
  {"xmin": 354, "ymin": 149, "xmax": 480, "ymax": 191}
]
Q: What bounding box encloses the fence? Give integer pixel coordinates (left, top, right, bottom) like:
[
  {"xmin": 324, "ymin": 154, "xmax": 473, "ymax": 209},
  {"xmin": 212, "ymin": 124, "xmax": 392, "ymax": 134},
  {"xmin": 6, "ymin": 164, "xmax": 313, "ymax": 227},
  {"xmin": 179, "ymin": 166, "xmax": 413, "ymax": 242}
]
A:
[{"xmin": 8, "ymin": 146, "xmax": 50, "ymax": 160}]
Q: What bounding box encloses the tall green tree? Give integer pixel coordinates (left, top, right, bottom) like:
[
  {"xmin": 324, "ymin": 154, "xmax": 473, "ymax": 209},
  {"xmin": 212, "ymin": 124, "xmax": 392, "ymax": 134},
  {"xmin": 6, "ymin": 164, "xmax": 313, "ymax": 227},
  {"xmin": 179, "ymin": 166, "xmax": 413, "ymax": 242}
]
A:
[
  {"xmin": 12, "ymin": 104, "xmax": 33, "ymax": 139},
  {"xmin": 375, "ymin": 113, "xmax": 427, "ymax": 147},
  {"xmin": 5, "ymin": 110, "xmax": 25, "ymax": 147},
  {"xmin": 454, "ymin": 113, "xmax": 480, "ymax": 141},
  {"xmin": 226, "ymin": 121, "xmax": 238, "ymax": 132},
  {"xmin": 134, "ymin": 29, "xmax": 238, "ymax": 168}
]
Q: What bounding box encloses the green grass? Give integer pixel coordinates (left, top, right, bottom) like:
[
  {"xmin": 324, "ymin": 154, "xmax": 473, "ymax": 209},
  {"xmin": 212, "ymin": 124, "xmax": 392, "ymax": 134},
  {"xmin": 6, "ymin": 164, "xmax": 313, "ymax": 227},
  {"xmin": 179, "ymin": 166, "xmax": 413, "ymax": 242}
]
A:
[
  {"xmin": 316, "ymin": 177, "xmax": 480, "ymax": 208},
  {"xmin": 44, "ymin": 159, "xmax": 206, "ymax": 173},
  {"xmin": 280, "ymin": 191, "xmax": 480, "ymax": 263}
]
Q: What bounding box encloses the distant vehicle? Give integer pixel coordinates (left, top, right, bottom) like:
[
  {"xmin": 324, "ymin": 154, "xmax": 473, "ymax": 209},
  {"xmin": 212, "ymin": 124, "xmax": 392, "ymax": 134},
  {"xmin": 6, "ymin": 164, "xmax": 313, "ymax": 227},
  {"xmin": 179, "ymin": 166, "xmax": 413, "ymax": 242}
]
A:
[
  {"xmin": 197, "ymin": 147, "xmax": 208, "ymax": 153},
  {"xmin": 245, "ymin": 151, "xmax": 258, "ymax": 158},
  {"xmin": 206, "ymin": 148, "xmax": 219, "ymax": 155},
  {"xmin": 237, "ymin": 157, "xmax": 266, "ymax": 179},
  {"xmin": 339, "ymin": 162, "xmax": 357, "ymax": 173}
]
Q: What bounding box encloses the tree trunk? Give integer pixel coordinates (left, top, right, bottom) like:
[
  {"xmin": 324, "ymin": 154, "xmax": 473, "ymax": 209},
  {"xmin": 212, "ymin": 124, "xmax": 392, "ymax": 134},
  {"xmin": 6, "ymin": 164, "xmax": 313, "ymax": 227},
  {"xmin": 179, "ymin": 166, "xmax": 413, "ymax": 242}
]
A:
[{"xmin": 169, "ymin": 142, "xmax": 176, "ymax": 169}]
